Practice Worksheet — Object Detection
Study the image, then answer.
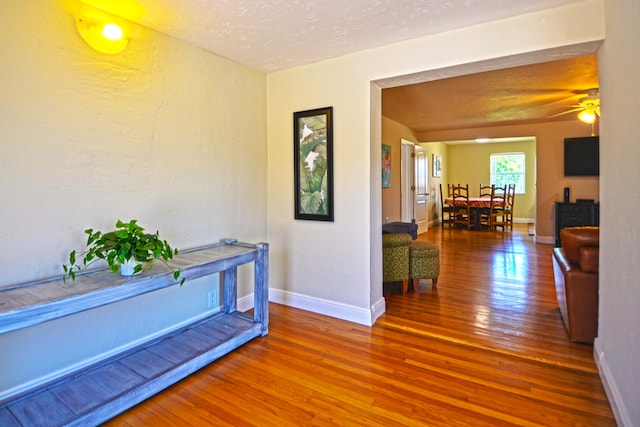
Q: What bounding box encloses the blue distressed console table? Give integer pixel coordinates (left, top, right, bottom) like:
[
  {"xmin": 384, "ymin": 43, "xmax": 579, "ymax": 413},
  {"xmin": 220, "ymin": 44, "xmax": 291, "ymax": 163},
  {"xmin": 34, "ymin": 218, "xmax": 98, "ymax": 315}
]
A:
[{"xmin": 0, "ymin": 239, "xmax": 269, "ymax": 426}]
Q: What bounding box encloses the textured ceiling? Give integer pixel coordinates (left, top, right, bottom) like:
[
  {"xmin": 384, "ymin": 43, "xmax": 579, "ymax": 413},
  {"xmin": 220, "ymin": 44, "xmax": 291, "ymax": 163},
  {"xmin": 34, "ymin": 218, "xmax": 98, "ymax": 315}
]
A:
[
  {"xmin": 383, "ymin": 54, "xmax": 599, "ymax": 133},
  {"xmin": 116, "ymin": 0, "xmax": 584, "ymax": 72}
]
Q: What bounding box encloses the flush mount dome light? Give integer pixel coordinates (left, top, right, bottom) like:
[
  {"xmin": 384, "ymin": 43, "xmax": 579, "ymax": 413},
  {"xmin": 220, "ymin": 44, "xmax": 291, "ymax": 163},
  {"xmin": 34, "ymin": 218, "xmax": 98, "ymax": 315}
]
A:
[{"xmin": 76, "ymin": 9, "xmax": 129, "ymax": 54}]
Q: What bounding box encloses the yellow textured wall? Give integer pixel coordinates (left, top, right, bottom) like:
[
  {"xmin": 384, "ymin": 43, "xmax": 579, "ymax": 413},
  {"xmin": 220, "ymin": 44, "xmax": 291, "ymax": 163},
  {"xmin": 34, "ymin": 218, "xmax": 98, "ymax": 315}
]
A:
[
  {"xmin": 446, "ymin": 140, "xmax": 536, "ymax": 221},
  {"xmin": 0, "ymin": 0, "xmax": 268, "ymax": 286}
]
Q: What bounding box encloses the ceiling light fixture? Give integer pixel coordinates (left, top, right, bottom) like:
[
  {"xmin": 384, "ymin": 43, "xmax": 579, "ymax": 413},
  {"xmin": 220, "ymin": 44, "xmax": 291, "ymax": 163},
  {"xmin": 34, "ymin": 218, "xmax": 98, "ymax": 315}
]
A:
[
  {"xmin": 577, "ymin": 92, "xmax": 600, "ymax": 124},
  {"xmin": 577, "ymin": 97, "xmax": 600, "ymax": 136},
  {"xmin": 76, "ymin": 7, "xmax": 129, "ymax": 54},
  {"xmin": 578, "ymin": 109, "xmax": 597, "ymax": 124},
  {"xmin": 102, "ymin": 23, "xmax": 124, "ymax": 41}
]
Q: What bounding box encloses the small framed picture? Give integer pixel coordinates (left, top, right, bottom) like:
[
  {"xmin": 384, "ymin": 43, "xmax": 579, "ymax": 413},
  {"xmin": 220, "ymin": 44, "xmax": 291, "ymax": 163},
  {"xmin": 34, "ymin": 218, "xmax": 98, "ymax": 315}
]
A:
[
  {"xmin": 432, "ymin": 154, "xmax": 442, "ymax": 178},
  {"xmin": 293, "ymin": 107, "xmax": 334, "ymax": 221},
  {"xmin": 382, "ymin": 144, "xmax": 392, "ymax": 188}
]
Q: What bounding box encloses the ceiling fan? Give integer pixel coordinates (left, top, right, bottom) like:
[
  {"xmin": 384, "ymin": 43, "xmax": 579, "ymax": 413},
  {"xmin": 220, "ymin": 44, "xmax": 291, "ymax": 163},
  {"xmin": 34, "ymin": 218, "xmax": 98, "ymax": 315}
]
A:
[{"xmin": 547, "ymin": 87, "xmax": 600, "ymax": 124}]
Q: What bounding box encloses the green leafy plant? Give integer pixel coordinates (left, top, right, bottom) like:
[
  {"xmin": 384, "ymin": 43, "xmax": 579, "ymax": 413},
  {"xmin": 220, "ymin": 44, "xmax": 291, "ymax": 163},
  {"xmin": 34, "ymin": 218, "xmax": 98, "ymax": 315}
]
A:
[
  {"xmin": 298, "ymin": 116, "xmax": 329, "ymax": 215},
  {"xmin": 63, "ymin": 219, "xmax": 184, "ymax": 285}
]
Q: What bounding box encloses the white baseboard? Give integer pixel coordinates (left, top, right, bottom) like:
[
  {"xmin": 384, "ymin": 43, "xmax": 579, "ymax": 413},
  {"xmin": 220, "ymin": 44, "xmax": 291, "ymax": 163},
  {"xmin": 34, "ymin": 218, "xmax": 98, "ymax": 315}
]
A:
[
  {"xmin": 263, "ymin": 289, "xmax": 383, "ymax": 326},
  {"xmin": 594, "ymin": 338, "xmax": 632, "ymax": 426},
  {"xmin": 513, "ymin": 217, "xmax": 534, "ymax": 224},
  {"xmin": 370, "ymin": 297, "xmax": 386, "ymax": 324},
  {"xmin": 237, "ymin": 293, "xmax": 256, "ymax": 313},
  {"xmin": 535, "ymin": 235, "xmax": 555, "ymax": 245}
]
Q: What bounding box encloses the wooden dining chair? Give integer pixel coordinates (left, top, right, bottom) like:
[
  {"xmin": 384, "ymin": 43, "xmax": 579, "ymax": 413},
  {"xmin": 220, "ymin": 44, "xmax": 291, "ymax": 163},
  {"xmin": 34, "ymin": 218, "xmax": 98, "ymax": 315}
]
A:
[
  {"xmin": 479, "ymin": 184, "xmax": 493, "ymax": 198},
  {"xmin": 477, "ymin": 184, "xmax": 495, "ymax": 229},
  {"xmin": 504, "ymin": 184, "xmax": 516, "ymax": 231},
  {"xmin": 489, "ymin": 185, "xmax": 508, "ymax": 230},
  {"xmin": 451, "ymin": 184, "xmax": 472, "ymax": 229},
  {"xmin": 439, "ymin": 183, "xmax": 455, "ymax": 228}
]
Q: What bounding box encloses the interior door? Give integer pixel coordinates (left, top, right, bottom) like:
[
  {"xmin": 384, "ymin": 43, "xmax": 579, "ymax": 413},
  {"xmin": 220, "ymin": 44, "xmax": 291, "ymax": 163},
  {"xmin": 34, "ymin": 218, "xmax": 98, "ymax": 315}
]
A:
[
  {"xmin": 414, "ymin": 145, "xmax": 429, "ymax": 234},
  {"xmin": 401, "ymin": 141, "xmax": 413, "ymax": 223}
]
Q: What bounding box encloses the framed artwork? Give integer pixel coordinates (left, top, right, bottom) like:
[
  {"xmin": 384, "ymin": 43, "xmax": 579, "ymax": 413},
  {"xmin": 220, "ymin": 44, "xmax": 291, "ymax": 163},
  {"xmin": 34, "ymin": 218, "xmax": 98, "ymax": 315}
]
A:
[
  {"xmin": 432, "ymin": 154, "xmax": 442, "ymax": 177},
  {"xmin": 382, "ymin": 144, "xmax": 392, "ymax": 188},
  {"xmin": 293, "ymin": 107, "xmax": 334, "ymax": 221}
]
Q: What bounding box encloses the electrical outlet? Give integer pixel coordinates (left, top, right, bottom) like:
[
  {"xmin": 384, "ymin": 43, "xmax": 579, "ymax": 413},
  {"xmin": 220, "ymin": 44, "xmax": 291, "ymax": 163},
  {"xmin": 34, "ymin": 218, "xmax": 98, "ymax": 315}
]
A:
[{"xmin": 208, "ymin": 291, "xmax": 218, "ymax": 308}]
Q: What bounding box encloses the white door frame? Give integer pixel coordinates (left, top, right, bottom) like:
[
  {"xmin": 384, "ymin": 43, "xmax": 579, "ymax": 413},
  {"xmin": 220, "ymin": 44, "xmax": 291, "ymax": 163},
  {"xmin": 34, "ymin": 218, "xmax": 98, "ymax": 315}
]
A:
[
  {"xmin": 401, "ymin": 140, "xmax": 429, "ymax": 234},
  {"xmin": 413, "ymin": 144, "xmax": 429, "ymax": 234},
  {"xmin": 400, "ymin": 140, "xmax": 414, "ymax": 223}
]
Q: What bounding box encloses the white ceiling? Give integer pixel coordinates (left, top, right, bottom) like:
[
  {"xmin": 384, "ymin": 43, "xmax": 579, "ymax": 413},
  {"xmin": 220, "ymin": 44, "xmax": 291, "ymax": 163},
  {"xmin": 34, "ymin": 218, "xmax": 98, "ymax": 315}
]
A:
[{"xmin": 120, "ymin": 0, "xmax": 584, "ymax": 73}]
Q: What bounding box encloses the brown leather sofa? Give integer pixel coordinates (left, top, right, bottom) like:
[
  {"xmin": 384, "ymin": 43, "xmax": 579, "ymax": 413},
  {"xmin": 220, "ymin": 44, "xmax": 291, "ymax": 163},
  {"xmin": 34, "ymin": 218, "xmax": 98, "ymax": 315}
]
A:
[{"xmin": 552, "ymin": 226, "xmax": 599, "ymax": 343}]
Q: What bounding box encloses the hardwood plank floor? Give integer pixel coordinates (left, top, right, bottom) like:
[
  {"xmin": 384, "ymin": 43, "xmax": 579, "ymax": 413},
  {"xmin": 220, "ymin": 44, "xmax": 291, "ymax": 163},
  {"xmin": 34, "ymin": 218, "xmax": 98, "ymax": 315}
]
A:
[{"xmin": 104, "ymin": 224, "xmax": 614, "ymax": 426}]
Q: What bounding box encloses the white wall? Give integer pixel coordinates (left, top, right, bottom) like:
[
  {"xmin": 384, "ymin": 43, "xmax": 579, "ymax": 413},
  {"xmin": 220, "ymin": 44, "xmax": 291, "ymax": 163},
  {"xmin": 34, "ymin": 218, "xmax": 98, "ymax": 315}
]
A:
[
  {"xmin": 596, "ymin": 0, "xmax": 640, "ymax": 425},
  {"xmin": 266, "ymin": 0, "xmax": 605, "ymax": 325},
  {"xmin": 0, "ymin": 0, "xmax": 267, "ymax": 397}
]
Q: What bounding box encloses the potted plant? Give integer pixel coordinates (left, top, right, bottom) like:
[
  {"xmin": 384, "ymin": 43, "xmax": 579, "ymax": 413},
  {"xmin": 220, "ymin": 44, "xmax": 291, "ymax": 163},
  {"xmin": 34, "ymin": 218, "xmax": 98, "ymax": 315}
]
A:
[{"xmin": 63, "ymin": 219, "xmax": 185, "ymax": 285}]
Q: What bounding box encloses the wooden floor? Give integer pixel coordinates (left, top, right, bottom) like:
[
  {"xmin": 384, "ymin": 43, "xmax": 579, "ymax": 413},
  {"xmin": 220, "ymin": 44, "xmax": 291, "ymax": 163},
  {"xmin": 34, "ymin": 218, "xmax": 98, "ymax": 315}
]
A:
[{"xmin": 104, "ymin": 224, "xmax": 614, "ymax": 426}]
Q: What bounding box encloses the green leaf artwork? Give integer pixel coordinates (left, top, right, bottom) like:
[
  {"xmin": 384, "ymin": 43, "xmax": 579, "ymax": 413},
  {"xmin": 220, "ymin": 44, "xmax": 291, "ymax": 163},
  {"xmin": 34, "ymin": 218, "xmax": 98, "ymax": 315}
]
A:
[
  {"xmin": 294, "ymin": 107, "xmax": 333, "ymax": 221},
  {"xmin": 298, "ymin": 115, "xmax": 329, "ymax": 215}
]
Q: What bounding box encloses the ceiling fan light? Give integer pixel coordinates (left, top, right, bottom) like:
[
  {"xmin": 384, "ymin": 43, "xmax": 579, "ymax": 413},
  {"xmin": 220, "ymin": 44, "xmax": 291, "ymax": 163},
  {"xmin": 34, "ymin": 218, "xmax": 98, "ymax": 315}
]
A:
[{"xmin": 578, "ymin": 109, "xmax": 597, "ymax": 124}]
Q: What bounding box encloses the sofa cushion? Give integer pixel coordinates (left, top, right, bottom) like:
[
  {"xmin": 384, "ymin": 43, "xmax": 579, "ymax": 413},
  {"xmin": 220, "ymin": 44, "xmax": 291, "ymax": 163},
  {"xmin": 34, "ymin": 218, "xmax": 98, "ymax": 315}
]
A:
[
  {"xmin": 560, "ymin": 226, "xmax": 599, "ymax": 263},
  {"xmin": 579, "ymin": 247, "xmax": 599, "ymax": 273}
]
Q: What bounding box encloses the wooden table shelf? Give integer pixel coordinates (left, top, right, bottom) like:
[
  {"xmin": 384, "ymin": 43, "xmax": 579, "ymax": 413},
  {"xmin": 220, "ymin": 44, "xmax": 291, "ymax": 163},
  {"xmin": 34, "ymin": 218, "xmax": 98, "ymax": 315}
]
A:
[{"xmin": 0, "ymin": 239, "xmax": 269, "ymax": 426}]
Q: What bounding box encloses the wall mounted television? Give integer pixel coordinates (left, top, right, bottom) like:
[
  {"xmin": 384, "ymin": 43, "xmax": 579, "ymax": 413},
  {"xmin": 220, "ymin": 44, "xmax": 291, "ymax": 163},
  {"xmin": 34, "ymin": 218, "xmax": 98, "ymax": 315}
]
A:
[{"xmin": 564, "ymin": 136, "xmax": 599, "ymax": 176}]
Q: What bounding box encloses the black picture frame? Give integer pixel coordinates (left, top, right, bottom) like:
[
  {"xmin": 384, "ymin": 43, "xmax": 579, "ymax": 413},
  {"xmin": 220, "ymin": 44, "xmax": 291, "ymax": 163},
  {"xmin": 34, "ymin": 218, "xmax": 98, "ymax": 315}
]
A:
[{"xmin": 293, "ymin": 106, "xmax": 334, "ymax": 221}]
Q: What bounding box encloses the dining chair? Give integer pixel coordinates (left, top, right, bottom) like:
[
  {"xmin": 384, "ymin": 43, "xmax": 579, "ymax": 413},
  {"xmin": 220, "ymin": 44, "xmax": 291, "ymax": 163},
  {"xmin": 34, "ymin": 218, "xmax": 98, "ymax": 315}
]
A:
[
  {"xmin": 489, "ymin": 185, "xmax": 508, "ymax": 230},
  {"xmin": 451, "ymin": 184, "xmax": 472, "ymax": 229},
  {"xmin": 504, "ymin": 184, "xmax": 516, "ymax": 231},
  {"xmin": 439, "ymin": 183, "xmax": 455, "ymax": 228},
  {"xmin": 479, "ymin": 184, "xmax": 493, "ymax": 198},
  {"xmin": 477, "ymin": 184, "xmax": 495, "ymax": 229}
]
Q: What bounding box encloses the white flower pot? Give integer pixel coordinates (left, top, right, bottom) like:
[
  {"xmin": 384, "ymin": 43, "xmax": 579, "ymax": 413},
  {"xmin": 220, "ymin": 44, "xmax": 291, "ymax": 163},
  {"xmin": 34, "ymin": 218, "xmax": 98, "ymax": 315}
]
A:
[{"xmin": 120, "ymin": 258, "xmax": 141, "ymax": 276}]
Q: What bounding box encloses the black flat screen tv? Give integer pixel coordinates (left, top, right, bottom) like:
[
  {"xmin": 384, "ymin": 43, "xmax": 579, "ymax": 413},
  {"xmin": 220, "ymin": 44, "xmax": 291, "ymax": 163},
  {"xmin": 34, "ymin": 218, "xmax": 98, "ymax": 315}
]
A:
[{"xmin": 564, "ymin": 136, "xmax": 599, "ymax": 176}]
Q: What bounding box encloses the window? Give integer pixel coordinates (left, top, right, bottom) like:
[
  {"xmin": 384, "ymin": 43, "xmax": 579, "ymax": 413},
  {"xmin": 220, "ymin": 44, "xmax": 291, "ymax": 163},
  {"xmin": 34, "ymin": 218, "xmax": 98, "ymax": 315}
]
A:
[{"xmin": 490, "ymin": 153, "xmax": 525, "ymax": 194}]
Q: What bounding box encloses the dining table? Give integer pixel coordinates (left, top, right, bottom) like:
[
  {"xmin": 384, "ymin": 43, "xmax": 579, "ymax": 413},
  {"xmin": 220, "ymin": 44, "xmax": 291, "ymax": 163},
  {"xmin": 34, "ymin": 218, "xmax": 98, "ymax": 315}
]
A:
[
  {"xmin": 444, "ymin": 197, "xmax": 499, "ymax": 209},
  {"xmin": 444, "ymin": 197, "xmax": 506, "ymax": 229}
]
